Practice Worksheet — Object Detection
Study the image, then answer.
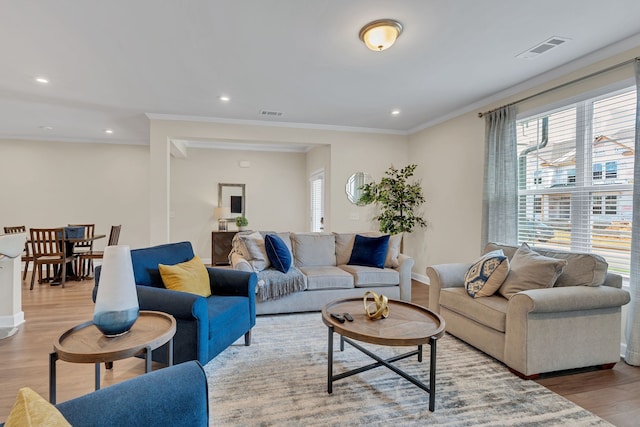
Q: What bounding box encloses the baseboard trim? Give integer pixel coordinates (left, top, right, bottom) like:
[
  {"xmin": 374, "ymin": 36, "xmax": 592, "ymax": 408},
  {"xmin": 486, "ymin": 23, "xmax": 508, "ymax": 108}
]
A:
[
  {"xmin": 412, "ymin": 272, "xmax": 429, "ymax": 284},
  {"xmin": 0, "ymin": 312, "xmax": 25, "ymax": 329}
]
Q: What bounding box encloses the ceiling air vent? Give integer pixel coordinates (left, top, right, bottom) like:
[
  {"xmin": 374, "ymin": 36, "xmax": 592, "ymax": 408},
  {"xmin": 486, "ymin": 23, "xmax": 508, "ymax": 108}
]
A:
[
  {"xmin": 259, "ymin": 109, "xmax": 283, "ymax": 117},
  {"xmin": 516, "ymin": 36, "xmax": 570, "ymax": 60}
]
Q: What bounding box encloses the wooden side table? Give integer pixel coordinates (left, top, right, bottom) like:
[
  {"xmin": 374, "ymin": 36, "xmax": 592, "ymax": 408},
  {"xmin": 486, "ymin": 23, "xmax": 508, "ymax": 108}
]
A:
[
  {"xmin": 49, "ymin": 311, "xmax": 176, "ymax": 404},
  {"xmin": 211, "ymin": 231, "xmax": 237, "ymax": 265}
]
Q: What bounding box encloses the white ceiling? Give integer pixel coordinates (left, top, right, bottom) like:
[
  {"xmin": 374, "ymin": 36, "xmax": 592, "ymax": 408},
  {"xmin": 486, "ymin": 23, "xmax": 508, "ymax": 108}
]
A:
[{"xmin": 2, "ymin": 0, "xmax": 640, "ymax": 146}]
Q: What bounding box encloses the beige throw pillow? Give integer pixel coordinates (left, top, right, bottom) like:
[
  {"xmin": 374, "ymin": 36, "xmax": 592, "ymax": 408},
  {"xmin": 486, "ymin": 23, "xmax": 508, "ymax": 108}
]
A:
[
  {"xmin": 238, "ymin": 231, "xmax": 270, "ymax": 271},
  {"xmin": 498, "ymin": 243, "xmax": 567, "ymax": 299}
]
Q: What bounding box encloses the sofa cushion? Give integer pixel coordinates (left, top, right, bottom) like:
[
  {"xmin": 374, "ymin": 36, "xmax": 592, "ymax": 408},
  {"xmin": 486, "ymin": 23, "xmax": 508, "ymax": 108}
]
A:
[
  {"xmin": 5, "ymin": 387, "xmax": 71, "ymax": 427},
  {"xmin": 158, "ymin": 255, "xmax": 212, "ymax": 297},
  {"xmin": 464, "ymin": 250, "xmax": 509, "ymax": 298},
  {"xmin": 440, "ymin": 287, "xmax": 508, "ymax": 332},
  {"xmin": 339, "ymin": 264, "xmax": 399, "ymax": 286},
  {"xmin": 299, "ymin": 266, "xmax": 354, "ymax": 290},
  {"xmin": 292, "ymin": 233, "xmax": 336, "ymax": 267},
  {"xmin": 484, "ymin": 242, "xmax": 608, "ymax": 287},
  {"xmin": 335, "ymin": 232, "xmax": 402, "ymax": 268},
  {"xmin": 264, "ymin": 234, "xmax": 292, "ymax": 273},
  {"xmin": 237, "ymin": 231, "xmax": 271, "ymax": 272},
  {"xmin": 498, "ymin": 243, "xmax": 567, "ymax": 299},
  {"xmin": 348, "ymin": 234, "xmax": 390, "ymax": 269}
]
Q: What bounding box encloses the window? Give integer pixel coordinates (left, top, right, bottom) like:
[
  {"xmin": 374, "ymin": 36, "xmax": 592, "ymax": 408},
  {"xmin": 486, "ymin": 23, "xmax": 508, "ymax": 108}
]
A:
[
  {"xmin": 593, "ymin": 164, "xmax": 603, "ymax": 180},
  {"xmin": 310, "ymin": 170, "xmax": 324, "ymax": 232},
  {"xmin": 517, "ymin": 87, "xmax": 635, "ymax": 276}
]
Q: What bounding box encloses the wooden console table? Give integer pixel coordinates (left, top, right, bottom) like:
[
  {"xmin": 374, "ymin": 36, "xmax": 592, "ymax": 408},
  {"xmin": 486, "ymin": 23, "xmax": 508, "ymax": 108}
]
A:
[{"xmin": 211, "ymin": 231, "xmax": 236, "ymax": 266}]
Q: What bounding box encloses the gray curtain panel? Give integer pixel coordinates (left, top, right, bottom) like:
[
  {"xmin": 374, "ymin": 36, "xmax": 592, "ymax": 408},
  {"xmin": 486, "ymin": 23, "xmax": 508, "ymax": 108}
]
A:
[
  {"xmin": 481, "ymin": 105, "xmax": 518, "ymax": 248},
  {"xmin": 625, "ymin": 59, "xmax": 640, "ymax": 366}
]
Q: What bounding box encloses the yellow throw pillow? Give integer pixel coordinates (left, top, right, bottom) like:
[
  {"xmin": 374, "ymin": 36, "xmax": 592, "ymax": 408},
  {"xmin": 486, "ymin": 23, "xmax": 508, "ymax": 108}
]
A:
[
  {"xmin": 5, "ymin": 387, "xmax": 71, "ymax": 427},
  {"xmin": 159, "ymin": 255, "xmax": 212, "ymax": 297}
]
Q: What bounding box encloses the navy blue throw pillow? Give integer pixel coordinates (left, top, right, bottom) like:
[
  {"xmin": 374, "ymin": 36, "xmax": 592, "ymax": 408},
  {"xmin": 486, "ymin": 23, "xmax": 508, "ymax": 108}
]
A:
[
  {"xmin": 348, "ymin": 234, "xmax": 390, "ymax": 269},
  {"xmin": 264, "ymin": 234, "xmax": 292, "ymax": 273}
]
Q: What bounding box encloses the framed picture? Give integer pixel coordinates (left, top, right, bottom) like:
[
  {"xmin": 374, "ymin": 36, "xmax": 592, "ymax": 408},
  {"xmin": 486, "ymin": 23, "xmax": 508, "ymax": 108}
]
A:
[{"xmin": 218, "ymin": 183, "xmax": 245, "ymax": 219}]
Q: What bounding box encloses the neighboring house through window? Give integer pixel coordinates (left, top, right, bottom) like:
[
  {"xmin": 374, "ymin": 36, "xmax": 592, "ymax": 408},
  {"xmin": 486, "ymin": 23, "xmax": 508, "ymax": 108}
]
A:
[{"xmin": 516, "ymin": 87, "xmax": 635, "ymax": 276}]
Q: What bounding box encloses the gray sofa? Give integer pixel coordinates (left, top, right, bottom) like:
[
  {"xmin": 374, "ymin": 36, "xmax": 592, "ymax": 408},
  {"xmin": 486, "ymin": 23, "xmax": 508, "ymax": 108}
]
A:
[
  {"xmin": 230, "ymin": 231, "xmax": 413, "ymax": 315},
  {"xmin": 427, "ymin": 242, "xmax": 630, "ymax": 378}
]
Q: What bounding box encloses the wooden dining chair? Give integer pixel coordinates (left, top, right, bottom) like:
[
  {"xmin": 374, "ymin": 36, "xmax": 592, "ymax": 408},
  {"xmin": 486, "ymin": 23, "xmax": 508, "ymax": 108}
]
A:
[
  {"xmin": 68, "ymin": 224, "xmax": 95, "ymax": 278},
  {"xmin": 3, "ymin": 225, "xmax": 33, "ymax": 281},
  {"xmin": 29, "ymin": 227, "xmax": 77, "ymax": 290},
  {"xmin": 77, "ymin": 225, "xmax": 122, "ymax": 278}
]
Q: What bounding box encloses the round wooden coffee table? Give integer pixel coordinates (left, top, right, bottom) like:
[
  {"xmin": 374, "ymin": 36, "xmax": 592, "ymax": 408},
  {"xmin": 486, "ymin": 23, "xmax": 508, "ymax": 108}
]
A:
[
  {"xmin": 49, "ymin": 310, "xmax": 176, "ymax": 403},
  {"xmin": 322, "ymin": 297, "xmax": 445, "ymax": 412}
]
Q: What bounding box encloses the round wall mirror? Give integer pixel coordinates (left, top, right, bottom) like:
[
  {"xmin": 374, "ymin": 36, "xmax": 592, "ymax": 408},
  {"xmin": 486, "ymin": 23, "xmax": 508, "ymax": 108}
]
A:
[{"xmin": 346, "ymin": 172, "xmax": 373, "ymax": 206}]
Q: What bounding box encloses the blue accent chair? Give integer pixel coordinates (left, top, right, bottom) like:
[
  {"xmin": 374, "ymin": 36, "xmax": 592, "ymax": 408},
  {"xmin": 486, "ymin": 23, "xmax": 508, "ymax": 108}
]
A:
[
  {"xmin": 94, "ymin": 241, "xmax": 257, "ymax": 365},
  {"xmin": 1, "ymin": 361, "xmax": 208, "ymax": 427}
]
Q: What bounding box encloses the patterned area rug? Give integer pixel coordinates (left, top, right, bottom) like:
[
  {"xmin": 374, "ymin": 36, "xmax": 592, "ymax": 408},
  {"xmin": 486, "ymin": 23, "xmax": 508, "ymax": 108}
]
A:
[{"xmin": 204, "ymin": 313, "xmax": 611, "ymax": 426}]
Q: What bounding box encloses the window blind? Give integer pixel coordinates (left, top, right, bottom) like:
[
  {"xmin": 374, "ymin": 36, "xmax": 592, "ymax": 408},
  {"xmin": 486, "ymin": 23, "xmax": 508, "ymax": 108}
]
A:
[{"xmin": 516, "ymin": 87, "xmax": 636, "ymax": 277}]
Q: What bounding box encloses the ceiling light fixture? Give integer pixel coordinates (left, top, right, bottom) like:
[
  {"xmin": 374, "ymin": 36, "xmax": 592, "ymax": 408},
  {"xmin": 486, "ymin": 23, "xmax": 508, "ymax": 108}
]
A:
[
  {"xmin": 104, "ymin": 129, "xmax": 113, "ymax": 134},
  {"xmin": 219, "ymin": 95, "xmax": 230, "ymax": 102},
  {"xmin": 391, "ymin": 109, "xmax": 401, "ymax": 116},
  {"xmin": 35, "ymin": 77, "xmax": 49, "ymax": 84},
  {"xmin": 359, "ymin": 19, "xmax": 403, "ymax": 51}
]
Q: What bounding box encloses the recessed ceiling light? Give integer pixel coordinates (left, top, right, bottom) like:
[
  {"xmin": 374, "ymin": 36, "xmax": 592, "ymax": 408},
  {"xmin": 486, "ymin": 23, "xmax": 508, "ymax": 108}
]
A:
[
  {"xmin": 104, "ymin": 129, "xmax": 114, "ymax": 134},
  {"xmin": 39, "ymin": 125, "xmax": 53, "ymax": 130},
  {"xmin": 219, "ymin": 95, "xmax": 230, "ymax": 102},
  {"xmin": 35, "ymin": 77, "xmax": 49, "ymax": 84},
  {"xmin": 391, "ymin": 109, "xmax": 401, "ymax": 116}
]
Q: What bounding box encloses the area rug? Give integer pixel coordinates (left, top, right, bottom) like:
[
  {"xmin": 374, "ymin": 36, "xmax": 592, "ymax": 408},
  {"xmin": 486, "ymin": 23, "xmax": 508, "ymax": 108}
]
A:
[{"xmin": 204, "ymin": 313, "xmax": 611, "ymax": 426}]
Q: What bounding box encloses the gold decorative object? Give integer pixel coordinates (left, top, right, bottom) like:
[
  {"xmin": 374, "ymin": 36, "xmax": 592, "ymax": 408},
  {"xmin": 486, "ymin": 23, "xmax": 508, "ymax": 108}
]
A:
[{"xmin": 363, "ymin": 291, "xmax": 389, "ymax": 320}]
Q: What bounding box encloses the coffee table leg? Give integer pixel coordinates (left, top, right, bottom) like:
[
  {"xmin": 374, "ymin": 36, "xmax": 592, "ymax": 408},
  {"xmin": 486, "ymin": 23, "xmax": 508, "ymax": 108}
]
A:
[
  {"xmin": 327, "ymin": 325, "xmax": 334, "ymax": 394},
  {"xmin": 418, "ymin": 344, "xmax": 423, "ymax": 362},
  {"xmin": 95, "ymin": 363, "xmax": 101, "ymax": 390},
  {"xmin": 429, "ymin": 336, "xmax": 437, "ymax": 412},
  {"xmin": 167, "ymin": 338, "xmax": 174, "ymax": 366},
  {"xmin": 49, "ymin": 352, "xmax": 57, "ymax": 404}
]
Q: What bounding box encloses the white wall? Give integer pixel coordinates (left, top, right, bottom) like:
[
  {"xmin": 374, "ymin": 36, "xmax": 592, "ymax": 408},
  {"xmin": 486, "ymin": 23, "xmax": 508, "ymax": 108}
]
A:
[
  {"xmin": 170, "ymin": 147, "xmax": 307, "ymax": 258},
  {"xmin": 0, "ymin": 139, "xmax": 150, "ymax": 250}
]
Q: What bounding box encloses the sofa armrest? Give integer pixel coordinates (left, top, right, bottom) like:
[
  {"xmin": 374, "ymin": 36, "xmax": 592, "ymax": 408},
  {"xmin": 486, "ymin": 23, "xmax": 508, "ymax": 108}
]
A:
[
  {"xmin": 136, "ymin": 285, "xmax": 208, "ymax": 321},
  {"xmin": 56, "ymin": 361, "xmax": 208, "ymax": 427},
  {"xmin": 207, "ymin": 268, "xmax": 257, "ymax": 297},
  {"xmin": 426, "ymin": 263, "xmax": 471, "ymax": 313},
  {"xmin": 508, "ymin": 285, "xmax": 631, "ymax": 314},
  {"xmin": 396, "ymin": 253, "xmax": 414, "ymax": 302}
]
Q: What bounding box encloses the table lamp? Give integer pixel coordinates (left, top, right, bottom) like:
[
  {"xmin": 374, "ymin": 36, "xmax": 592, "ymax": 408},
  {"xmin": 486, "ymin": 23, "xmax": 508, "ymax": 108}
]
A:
[
  {"xmin": 93, "ymin": 245, "xmax": 139, "ymax": 337},
  {"xmin": 214, "ymin": 206, "xmax": 231, "ymax": 231}
]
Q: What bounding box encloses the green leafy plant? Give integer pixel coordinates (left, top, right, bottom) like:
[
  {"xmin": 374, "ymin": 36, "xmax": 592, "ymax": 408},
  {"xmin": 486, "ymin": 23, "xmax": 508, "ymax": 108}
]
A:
[
  {"xmin": 235, "ymin": 216, "xmax": 249, "ymax": 227},
  {"xmin": 359, "ymin": 164, "xmax": 427, "ymax": 234}
]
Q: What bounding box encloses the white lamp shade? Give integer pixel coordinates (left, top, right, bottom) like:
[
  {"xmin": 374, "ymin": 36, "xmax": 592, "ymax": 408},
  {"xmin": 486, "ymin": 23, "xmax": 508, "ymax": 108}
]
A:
[
  {"xmin": 93, "ymin": 245, "xmax": 139, "ymax": 337},
  {"xmin": 214, "ymin": 206, "xmax": 231, "ymax": 219},
  {"xmin": 359, "ymin": 19, "xmax": 403, "ymax": 51}
]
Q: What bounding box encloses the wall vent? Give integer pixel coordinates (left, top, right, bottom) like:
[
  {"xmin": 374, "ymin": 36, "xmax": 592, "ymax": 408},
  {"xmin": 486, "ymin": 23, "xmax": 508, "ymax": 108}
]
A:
[
  {"xmin": 259, "ymin": 109, "xmax": 283, "ymax": 117},
  {"xmin": 516, "ymin": 36, "xmax": 570, "ymax": 60}
]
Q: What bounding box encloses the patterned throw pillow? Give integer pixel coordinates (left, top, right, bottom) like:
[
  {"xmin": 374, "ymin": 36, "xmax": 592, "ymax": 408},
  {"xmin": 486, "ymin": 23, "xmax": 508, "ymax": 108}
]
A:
[{"xmin": 464, "ymin": 250, "xmax": 510, "ymax": 298}]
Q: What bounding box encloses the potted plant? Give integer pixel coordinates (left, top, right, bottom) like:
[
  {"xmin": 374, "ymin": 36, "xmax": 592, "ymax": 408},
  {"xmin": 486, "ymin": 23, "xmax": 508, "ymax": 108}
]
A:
[
  {"xmin": 235, "ymin": 216, "xmax": 249, "ymax": 231},
  {"xmin": 358, "ymin": 164, "xmax": 427, "ymax": 237}
]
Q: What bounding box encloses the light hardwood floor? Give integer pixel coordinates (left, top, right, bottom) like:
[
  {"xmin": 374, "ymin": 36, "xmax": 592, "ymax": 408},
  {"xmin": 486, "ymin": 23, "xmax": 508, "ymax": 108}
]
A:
[{"xmin": 1, "ymin": 277, "xmax": 638, "ymax": 425}]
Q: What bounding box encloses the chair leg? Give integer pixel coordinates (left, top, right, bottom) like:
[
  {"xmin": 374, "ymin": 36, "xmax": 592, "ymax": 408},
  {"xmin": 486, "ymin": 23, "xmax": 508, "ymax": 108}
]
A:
[
  {"xmin": 60, "ymin": 262, "xmax": 66, "ymax": 288},
  {"xmin": 22, "ymin": 259, "xmax": 29, "ymax": 281},
  {"xmin": 244, "ymin": 330, "xmax": 252, "ymax": 346},
  {"xmin": 29, "ymin": 262, "xmax": 37, "ymax": 290}
]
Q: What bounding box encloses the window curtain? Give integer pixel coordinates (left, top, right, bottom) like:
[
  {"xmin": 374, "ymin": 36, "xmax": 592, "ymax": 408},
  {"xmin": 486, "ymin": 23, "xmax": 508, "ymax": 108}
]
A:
[
  {"xmin": 481, "ymin": 105, "xmax": 518, "ymax": 248},
  {"xmin": 625, "ymin": 59, "xmax": 640, "ymax": 366}
]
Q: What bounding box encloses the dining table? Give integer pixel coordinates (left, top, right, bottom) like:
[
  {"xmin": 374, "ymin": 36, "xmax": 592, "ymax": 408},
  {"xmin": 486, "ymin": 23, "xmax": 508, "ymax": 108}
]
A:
[{"xmin": 43, "ymin": 229, "xmax": 106, "ymax": 284}]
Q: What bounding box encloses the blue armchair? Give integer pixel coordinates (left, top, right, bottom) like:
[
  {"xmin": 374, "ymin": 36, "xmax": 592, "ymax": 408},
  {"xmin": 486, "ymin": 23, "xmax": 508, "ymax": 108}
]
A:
[
  {"xmin": 94, "ymin": 241, "xmax": 256, "ymax": 365},
  {"xmin": 1, "ymin": 361, "xmax": 208, "ymax": 427}
]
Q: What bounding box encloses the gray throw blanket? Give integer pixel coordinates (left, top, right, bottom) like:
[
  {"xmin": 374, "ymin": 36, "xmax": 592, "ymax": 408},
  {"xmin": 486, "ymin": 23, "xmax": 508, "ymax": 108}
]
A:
[{"xmin": 256, "ymin": 267, "xmax": 307, "ymax": 302}]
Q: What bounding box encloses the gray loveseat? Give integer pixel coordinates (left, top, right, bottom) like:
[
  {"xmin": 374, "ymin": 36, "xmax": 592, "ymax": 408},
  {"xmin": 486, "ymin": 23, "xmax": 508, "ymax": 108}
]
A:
[
  {"xmin": 230, "ymin": 231, "xmax": 413, "ymax": 315},
  {"xmin": 427, "ymin": 242, "xmax": 630, "ymax": 378}
]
